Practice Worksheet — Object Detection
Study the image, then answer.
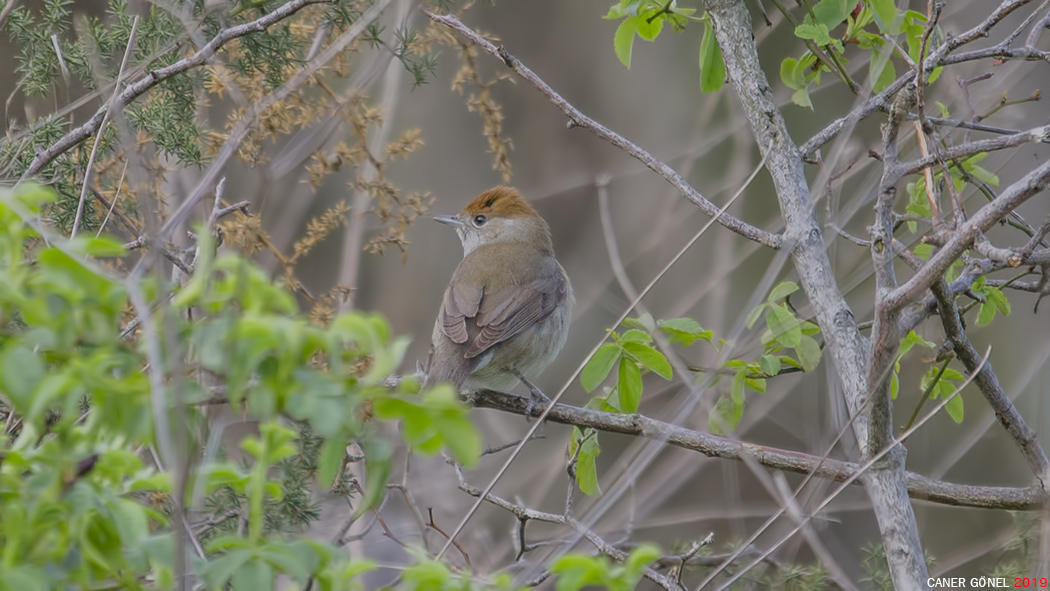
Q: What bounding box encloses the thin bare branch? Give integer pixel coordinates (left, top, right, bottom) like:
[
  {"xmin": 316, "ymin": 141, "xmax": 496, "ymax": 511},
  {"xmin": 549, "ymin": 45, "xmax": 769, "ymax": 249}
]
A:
[
  {"xmin": 71, "ymin": 17, "xmax": 140, "ymax": 239},
  {"xmin": 19, "ymin": 0, "xmax": 333, "ymax": 181},
  {"xmin": 423, "ymin": 10, "xmax": 781, "ymax": 250}
]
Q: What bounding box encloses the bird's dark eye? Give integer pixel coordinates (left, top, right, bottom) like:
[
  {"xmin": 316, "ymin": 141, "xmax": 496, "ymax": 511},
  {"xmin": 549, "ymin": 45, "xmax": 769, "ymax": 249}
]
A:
[{"xmin": 473, "ymin": 214, "xmax": 487, "ymax": 226}]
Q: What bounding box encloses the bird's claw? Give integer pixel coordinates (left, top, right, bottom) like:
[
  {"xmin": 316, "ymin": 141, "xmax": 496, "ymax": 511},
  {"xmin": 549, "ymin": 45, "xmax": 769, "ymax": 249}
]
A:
[{"xmin": 512, "ymin": 370, "xmax": 551, "ymax": 422}]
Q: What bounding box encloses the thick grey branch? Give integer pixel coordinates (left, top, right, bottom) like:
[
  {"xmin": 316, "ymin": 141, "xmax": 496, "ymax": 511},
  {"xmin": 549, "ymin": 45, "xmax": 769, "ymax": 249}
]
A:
[
  {"xmin": 701, "ymin": 0, "xmax": 927, "ymax": 586},
  {"xmin": 469, "ymin": 389, "xmax": 1045, "ymax": 510}
]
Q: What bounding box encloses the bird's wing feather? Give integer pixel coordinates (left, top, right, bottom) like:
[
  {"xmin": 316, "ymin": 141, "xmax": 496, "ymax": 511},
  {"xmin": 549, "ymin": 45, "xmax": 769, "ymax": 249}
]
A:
[
  {"xmin": 439, "ymin": 282, "xmax": 482, "ymax": 344},
  {"xmin": 465, "ymin": 258, "xmax": 567, "ymax": 359}
]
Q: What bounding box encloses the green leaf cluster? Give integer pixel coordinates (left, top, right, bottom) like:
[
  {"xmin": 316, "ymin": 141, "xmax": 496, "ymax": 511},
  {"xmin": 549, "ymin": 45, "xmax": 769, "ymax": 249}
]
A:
[
  {"xmin": 601, "ymin": 1, "xmax": 724, "ymax": 92},
  {"xmin": 573, "ymin": 314, "xmax": 710, "ymax": 494},
  {"xmin": 550, "ymin": 544, "xmax": 661, "ymax": 591},
  {"xmin": 905, "ymin": 153, "xmax": 999, "ymax": 235},
  {"xmin": 971, "ymin": 277, "xmax": 1011, "ymax": 327},
  {"xmin": 778, "ymin": 1, "xmax": 945, "ymax": 108},
  {"xmin": 0, "ymin": 183, "xmax": 479, "ymax": 589},
  {"xmin": 703, "ymin": 281, "xmax": 822, "ymax": 434}
]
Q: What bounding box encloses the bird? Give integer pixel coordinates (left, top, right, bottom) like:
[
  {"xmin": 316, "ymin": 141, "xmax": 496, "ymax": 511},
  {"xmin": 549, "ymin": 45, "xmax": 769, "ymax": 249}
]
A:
[{"xmin": 423, "ymin": 186, "xmax": 574, "ymax": 413}]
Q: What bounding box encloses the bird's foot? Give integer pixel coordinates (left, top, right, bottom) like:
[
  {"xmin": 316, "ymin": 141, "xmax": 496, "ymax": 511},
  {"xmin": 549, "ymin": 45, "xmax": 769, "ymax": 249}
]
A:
[{"xmin": 511, "ymin": 369, "xmax": 551, "ymax": 421}]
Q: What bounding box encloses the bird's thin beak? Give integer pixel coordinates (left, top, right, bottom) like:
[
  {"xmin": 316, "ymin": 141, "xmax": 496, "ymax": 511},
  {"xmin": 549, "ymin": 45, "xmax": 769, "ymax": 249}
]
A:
[{"xmin": 433, "ymin": 214, "xmax": 464, "ymax": 228}]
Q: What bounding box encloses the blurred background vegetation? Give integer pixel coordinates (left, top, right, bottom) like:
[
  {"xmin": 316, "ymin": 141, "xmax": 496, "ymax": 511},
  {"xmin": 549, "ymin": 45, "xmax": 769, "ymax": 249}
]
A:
[{"xmin": 2, "ymin": 0, "xmax": 1049, "ymax": 587}]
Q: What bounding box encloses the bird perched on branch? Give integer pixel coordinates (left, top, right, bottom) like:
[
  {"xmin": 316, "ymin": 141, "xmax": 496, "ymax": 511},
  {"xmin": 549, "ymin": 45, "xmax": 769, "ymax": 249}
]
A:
[{"xmin": 424, "ymin": 186, "xmax": 574, "ymax": 413}]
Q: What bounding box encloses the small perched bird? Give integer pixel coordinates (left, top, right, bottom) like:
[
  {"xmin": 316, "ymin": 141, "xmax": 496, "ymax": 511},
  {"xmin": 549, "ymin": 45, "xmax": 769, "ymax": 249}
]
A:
[{"xmin": 424, "ymin": 186, "xmax": 574, "ymax": 409}]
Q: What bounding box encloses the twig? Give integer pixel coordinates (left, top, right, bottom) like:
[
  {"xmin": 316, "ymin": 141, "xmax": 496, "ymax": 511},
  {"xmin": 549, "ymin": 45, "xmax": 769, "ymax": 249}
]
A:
[
  {"xmin": 898, "ymin": 124, "xmax": 1050, "ymax": 178},
  {"xmin": 70, "ymin": 17, "xmax": 140, "ymax": 239},
  {"xmin": 154, "ymin": 0, "xmax": 393, "ymax": 244},
  {"xmin": 19, "ymin": 0, "xmax": 333, "ymax": 181},
  {"xmin": 422, "ymin": 10, "xmax": 781, "ymax": 250},
  {"xmin": 426, "ymin": 508, "xmax": 471, "ymax": 567},
  {"xmin": 884, "ymin": 158, "xmax": 1050, "ymax": 313},
  {"xmin": 95, "ymin": 160, "xmax": 129, "ymax": 237},
  {"xmin": 450, "ymin": 463, "xmax": 680, "ymax": 591},
  {"xmin": 483, "ymin": 435, "xmax": 545, "ymax": 456},
  {"xmin": 0, "ymin": 0, "xmax": 18, "ymax": 36},
  {"xmin": 912, "ymin": 1, "xmax": 944, "ymax": 134},
  {"xmin": 916, "ymin": 114, "xmax": 1020, "ymax": 136}
]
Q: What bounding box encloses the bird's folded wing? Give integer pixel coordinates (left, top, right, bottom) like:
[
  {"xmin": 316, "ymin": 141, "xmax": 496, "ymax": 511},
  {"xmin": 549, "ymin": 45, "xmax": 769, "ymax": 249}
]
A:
[
  {"xmin": 440, "ymin": 282, "xmax": 482, "ymax": 344},
  {"xmin": 466, "ymin": 263, "xmax": 568, "ymax": 359}
]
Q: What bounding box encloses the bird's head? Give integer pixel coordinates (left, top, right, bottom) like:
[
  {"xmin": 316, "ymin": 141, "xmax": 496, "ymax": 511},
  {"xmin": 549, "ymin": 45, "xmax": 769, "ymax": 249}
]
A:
[{"xmin": 434, "ymin": 186, "xmax": 553, "ymax": 256}]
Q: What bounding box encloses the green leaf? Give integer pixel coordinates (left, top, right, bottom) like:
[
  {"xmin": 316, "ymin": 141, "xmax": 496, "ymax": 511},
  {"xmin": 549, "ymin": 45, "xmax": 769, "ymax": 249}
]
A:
[
  {"xmin": 987, "ymin": 288, "xmax": 1011, "ymax": 316},
  {"xmin": 201, "ymin": 548, "xmax": 252, "ymax": 589},
  {"xmin": 635, "ymin": 12, "xmax": 663, "ymax": 41},
  {"xmin": 581, "ymin": 344, "xmax": 621, "ymax": 392},
  {"xmin": 871, "ymin": 0, "xmax": 898, "ymax": 30},
  {"xmin": 796, "ymin": 335, "xmax": 822, "ymax": 372},
  {"xmin": 232, "ymin": 558, "xmax": 274, "ymax": 591},
  {"xmin": 0, "ymin": 568, "xmax": 48, "ymax": 591},
  {"xmin": 614, "ymin": 18, "xmax": 637, "ymax": 68},
  {"xmin": 616, "ymin": 357, "xmax": 643, "ymax": 413},
  {"xmin": 359, "ymin": 440, "xmax": 392, "ymax": 514},
  {"xmin": 434, "ymin": 412, "xmax": 482, "ymax": 468},
  {"xmin": 317, "ymin": 438, "xmax": 345, "ymax": 489},
  {"xmin": 977, "ymin": 301, "xmax": 996, "ymax": 326},
  {"xmin": 620, "ymin": 329, "xmax": 652, "ymax": 343},
  {"xmin": 900, "ymin": 330, "xmax": 936, "ymax": 355},
  {"xmin": 622, "ymin": 342, "xmax": 672, "ymax": 379},
  {"xmin": 574, "ymin": 428, "xmax": 602, "ymax": 496},
  {"xmin": 699, "ymin": 18, "xmax": 725, "ymax": 93},
  {"xmin": 913, "ymin": 244, "xmax": 935, "ymax": 260},
  {"xmin": 77, "ymin": 235, "xmax": 127, "ymax": 257},
  {"xmin": 795, "ymin": 23, "xmax": 832, "ymax": 45},
  {"xmin": 891, "ymin": 371, "xmax": 899, "ymax": 399},
  {"xmin": 659, "ymin": 317, "xmax": 712, "ymax": 346},
  {"xmin": 767, "ymin": 281, "xmax": 800, "ymax": 304},
  {"xmin": 746, "ymin": 303, "xmax": 766, "ymax": 329},
  {"xmin": 622, "ymin": 312, "xmax": 656, "ymax": 333},
  {"xmin": 792, "ymin": 87, "xmax": 813, "ymax": 109},
  {"xmin": 0, "ymin": 345, "xmax": 43, "ymax": 410},
  {"xmin": 172, "ymin": 223, "xmax": 215, "ymax": 308},
  {"xmin": 731, "ymin": 370, "xmax": 746, "ymax": 404},
  {"xmin": 602, "ymin": 3, "xmax": 625, "ymax": 19},
  {"xmin": 869, "ymin": 53, "xmax": 895, "ymax": 93},
  {"xmin": 943, "ymin": 389, "xmax": 964, "ymax": 423},
  {"xmin": 781, "ymin": 57, "xmax": 802, "ymax": 90},
  {"xmin": 365, "ymin": 336, "xmax": 409, "ymax": 383},
  {"xmin": 657, "ymin": 317, "xmax": 701, "ymax": 333},
  {"xmin": 759, "ymin": 354, "xmax": 782, "ymax": 376},
  {"xmin": 766, "ymin": 306, "xmax": 802, "ymax": 348},
  {"xmin": 965, "ymin": 161, "xmax": 1000, "ymax": 186},
  {"xmin": 624, "ymin": 544, "xmax": 662, "ymax": 581},
  {"xmin": 812, "ymin": 0, "xmax": 851, "ymax": 29},
  {"xmin": 709, "ymin": 395, "xmax": 743, "ymax": 434},
  {"xmin": 552, "ymin": 553, "xmax": 605, "ymax": 591},
  {"xmin": 260, "ymin": 546, "xmax": 312, "ymax": 584}
]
